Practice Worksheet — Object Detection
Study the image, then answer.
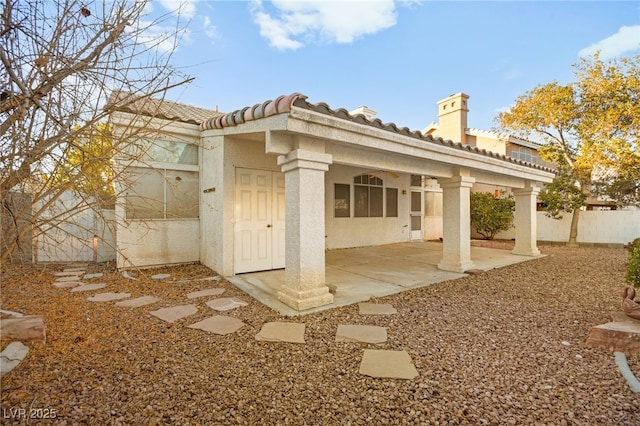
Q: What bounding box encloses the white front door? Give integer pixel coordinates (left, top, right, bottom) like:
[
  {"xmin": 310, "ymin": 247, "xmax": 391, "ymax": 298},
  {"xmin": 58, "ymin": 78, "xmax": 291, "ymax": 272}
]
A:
[
  {"xmin": 410, "ymin": 190, "xmax": 422, "ymax": 240},
  {"xmin": 234, "ymin": 168, "xmax": 285, "ymax": 274}
]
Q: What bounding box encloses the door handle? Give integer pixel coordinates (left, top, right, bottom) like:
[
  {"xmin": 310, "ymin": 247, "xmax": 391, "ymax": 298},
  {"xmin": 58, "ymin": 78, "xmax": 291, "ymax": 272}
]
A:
[{"xmin": 267, "ymin": 224, "xmax": 272, "ymax": 228}]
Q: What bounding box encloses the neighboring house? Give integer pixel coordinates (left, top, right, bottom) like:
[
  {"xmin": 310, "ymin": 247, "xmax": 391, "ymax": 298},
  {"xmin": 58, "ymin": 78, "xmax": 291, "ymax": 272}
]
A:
[{"xmin": 108, "ymin": 92, "xmax": 555, "ymax": 311}]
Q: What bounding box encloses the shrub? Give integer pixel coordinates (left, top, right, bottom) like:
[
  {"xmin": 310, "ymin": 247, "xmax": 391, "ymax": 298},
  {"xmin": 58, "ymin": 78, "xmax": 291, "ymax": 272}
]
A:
[
  {"xmin": 470, "ymin": 192, "xmax": 515, "ymax": 240},
  {"xmin": 626, "ymin": 238, "xmax": 640, "ymax": 289}
]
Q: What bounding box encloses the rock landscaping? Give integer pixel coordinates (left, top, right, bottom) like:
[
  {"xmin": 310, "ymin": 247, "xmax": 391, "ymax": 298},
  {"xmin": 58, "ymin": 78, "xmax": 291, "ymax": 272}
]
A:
[{"xmin": 1, "ymin": 245, "xmax": 639, "ymax": 424}]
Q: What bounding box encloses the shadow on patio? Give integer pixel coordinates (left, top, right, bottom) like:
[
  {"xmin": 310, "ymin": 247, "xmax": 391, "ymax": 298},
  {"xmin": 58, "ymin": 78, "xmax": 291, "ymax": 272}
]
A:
[{"xmin": 227, "ymin": 241, "xmax": 541, "ymax": 316}]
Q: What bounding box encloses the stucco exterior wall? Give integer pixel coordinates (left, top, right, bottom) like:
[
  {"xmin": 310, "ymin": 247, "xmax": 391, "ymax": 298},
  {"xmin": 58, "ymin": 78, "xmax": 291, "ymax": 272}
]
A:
[
  {"xmin": 325, "ymin": 164, "xmax": 412, "ymax": 249},
  {"xmin": 113, "ymin": 116, "xmax": 202, "ymax": 269},
  {"xmin": 199, "ymin": 135, "xmax": 281, "ymax": 275},
  {"xmin": 116, "ymin": 219, "xmax": 199, "ymax": 267}
]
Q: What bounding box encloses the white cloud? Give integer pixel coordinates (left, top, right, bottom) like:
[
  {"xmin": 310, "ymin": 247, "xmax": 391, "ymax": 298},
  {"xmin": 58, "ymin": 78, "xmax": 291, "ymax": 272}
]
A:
[
  {"xmin": 159, "ymin": 0, "xmax": 198, "ymax": 19},
  {"xmin": 135, "ymin": 20, "xmax": 192, "ymax": 53},
  {"xmin": 579, "ymin": 25, "xmax": 640, "ymax": 60},
  {"xmin": 250, "ymin": 0, "xmax": 399, "ymax": 50},
  {"xmin": 203, "ymin": 15, "xmax": 218, "ymax": 41}
]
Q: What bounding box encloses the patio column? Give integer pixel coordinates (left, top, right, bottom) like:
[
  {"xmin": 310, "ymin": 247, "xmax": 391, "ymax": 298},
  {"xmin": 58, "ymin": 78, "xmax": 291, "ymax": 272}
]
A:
[
  {"xmin": 437, "ymin": 176, "xmax": 476, "ymax": 273},
  {"xmin": 277, "ymin": 149, "xmax": 334, "ymax": 311},
  {"xmin": 512, "ymin": 185, "xmax": 541, "ymax": 256}
]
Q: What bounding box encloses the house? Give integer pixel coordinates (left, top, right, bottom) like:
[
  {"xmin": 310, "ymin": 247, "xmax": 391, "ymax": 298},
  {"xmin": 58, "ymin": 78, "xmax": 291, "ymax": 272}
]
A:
[{"xmin": 107, "ymin": 92, "xmax": 555, "ymax": 311}]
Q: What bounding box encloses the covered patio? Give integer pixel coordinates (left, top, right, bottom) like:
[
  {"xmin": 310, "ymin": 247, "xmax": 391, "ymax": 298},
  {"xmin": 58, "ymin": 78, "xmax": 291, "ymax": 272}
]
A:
[{"xmin": 227, "ymin": 241, "xmax": 540, "ymax": 316}]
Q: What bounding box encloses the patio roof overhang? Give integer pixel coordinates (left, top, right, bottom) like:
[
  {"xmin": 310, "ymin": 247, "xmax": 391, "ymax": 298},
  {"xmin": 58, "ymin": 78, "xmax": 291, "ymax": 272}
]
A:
[{"xmin": 200, "ymin": 93, "xmax": 555, "ymax": 188}]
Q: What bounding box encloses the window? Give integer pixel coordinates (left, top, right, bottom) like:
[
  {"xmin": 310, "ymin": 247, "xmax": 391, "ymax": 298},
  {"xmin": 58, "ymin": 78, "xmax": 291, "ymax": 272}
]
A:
[
  {"xmin": 386, "ymin": 188, "xmax": 398, "ymax": 217},
  {"xmin": 354, "ymin": 174, "xmax": 383, "ymax": 217},
  {"xmin": 125, "ymin": 167, "xmax": 199, "ymax": 219},
  {"xmin": 134, "ymin": 139, "xmax": 198, "ymax": 165},
  {"xmin": 334, "ymin": 184, "xmax": 350, "ymax": 217},
  {"xmin": 510, "ymin": 147, "xmax": 539, "ymax": 164}
]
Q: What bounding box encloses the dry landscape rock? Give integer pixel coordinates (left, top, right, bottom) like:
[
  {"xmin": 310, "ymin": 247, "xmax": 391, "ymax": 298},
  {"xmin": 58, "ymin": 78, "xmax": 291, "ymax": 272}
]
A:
[{"xmin": 1, "ymin": 245, "xmax": 639, "ymax": 425}]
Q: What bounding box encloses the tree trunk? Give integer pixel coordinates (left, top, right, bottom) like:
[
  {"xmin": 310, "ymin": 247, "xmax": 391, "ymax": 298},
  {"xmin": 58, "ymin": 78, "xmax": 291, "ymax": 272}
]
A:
[{"xmin": 567, "ymin": 208, "xmax": 580, "ymax": 247}]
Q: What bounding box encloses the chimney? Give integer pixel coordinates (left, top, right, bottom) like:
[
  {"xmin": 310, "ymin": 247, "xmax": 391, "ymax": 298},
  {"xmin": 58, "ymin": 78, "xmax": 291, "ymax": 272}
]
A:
[
  {"xmin": 436, "ymin": 93, "xmax": 469, "ymax": 144},
  {"xmin": 349, "ymin": 105, "xmax": 377, "ymax": 120}
]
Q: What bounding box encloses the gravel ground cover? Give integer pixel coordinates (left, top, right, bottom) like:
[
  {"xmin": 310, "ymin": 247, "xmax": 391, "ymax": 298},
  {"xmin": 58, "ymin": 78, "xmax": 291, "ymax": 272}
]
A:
[{"xmin": 1, "ymin": 245, "xmax": 639, "ymax": 425}]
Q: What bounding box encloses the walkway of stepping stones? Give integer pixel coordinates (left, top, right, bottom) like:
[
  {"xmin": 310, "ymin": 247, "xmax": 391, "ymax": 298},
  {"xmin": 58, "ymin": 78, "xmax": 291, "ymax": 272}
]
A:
[{"xmin": 51, "ymin": 265, "xmax": 419, "ymax": 380}]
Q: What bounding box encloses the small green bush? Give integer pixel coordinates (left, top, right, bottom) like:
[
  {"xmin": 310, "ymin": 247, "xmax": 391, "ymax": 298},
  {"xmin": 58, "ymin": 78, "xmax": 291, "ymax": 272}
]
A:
[
  {"xmin": 626, "ymin": 238, "xmax": 640, "ymax": 289},
  {"xmin": 470, "ymin": 191, "xmax": 515, "ymax": 240}
]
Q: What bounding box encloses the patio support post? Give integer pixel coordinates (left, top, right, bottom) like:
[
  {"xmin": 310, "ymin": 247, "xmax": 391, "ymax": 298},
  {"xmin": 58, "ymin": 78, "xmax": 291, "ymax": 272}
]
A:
[
  {"xmin": 512, "ymin": 185, "xmax": 541, "ymax": 256},
  {"xmin": 437, "ymin": 176, "xmax": 476, "ymax": 273},
  {"xmin": 277, "ymin": 149, "xmax": 334, "ymax": 310}
]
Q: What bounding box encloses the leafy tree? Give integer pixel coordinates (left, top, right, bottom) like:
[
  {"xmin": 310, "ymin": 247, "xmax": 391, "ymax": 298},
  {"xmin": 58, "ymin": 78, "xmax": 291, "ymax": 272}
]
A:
[
  {"xmin": 46, "ymin": 122, "xmax": 115, "ymax": 200},
  {"xmin": 1, "ymin": 0, "xmax": 193, "ymax": 261},
  {"xmin": 497, "ymin": 53, "xmax": 640, "ymax": 246},
  {"xmin": 470, "ymin": 192, "xmax": 515, "ymax": 240}
]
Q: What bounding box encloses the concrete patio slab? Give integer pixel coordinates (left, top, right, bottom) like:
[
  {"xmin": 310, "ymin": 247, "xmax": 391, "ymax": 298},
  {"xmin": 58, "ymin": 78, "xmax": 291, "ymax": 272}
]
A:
[
  {"xmin": 187, "ymin": 316, "xmax": 245, "ymax": 335},
  {"xmin": 255, "ymin": 322, "xmax": 306, "ymax": 343},
  {"xmin": 359, "ymin": 349, "xmax": 419, "ymax": 380},
  {"xmin": 70, "ymin": 283, "xmax": 107, "ymax": 292},
  {"xmin": 87, "ymin": 292, "xmax": 131, "ymax": 302},
  {"xmin": 186, "ymin": 288, "xmax": 225, "ymax": 299},
  {"xmin": 359, "ymin": 303, "xmax": 398, "ymax": 315},
  {"xmin": 116, "ymin": 296, "xmax": 161, "ymax": 308},
  {"xmin": 149, "ymin": 305, "xmax": 198, "ymax": 323},
  {"xmin": 229, "ymin": 241, "xmax": 540, "ymax": 316},
  {"xmin": 336, "ymin": 324, "xmax": 387, "ymax": 344},
  {"xmin": 206, "ymin": 298, "xmax": 248, "ymax": 311}
]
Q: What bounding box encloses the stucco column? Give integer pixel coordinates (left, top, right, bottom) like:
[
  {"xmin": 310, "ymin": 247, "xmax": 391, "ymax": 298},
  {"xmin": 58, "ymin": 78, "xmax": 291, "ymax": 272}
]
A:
[
  {"xmin": 277, "ymin": 149, "xmax": 334, "ymax": 311},
  {"xmin": 512, "ymin": 186, "xmax": 541, "ymax": 256},
  {"xmin": 437, "ymin": 176, "xmax": 476, "ymax": 273}
]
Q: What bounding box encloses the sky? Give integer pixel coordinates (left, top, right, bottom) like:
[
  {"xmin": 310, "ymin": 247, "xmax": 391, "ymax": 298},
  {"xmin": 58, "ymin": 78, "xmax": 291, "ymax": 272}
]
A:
[{"xmin": 147, "ymin": 0, "xmax": 640, "ymax": 134}]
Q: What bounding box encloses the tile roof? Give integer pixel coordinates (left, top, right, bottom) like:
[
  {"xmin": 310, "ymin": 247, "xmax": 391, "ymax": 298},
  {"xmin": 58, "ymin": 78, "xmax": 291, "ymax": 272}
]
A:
[
  {"xmin": 200, "ymin": 93, "xmax": 555, "ymax": 173},
  {"xmin": 106, "ymin": 90, "xmax": 222, "ymax": 125}
]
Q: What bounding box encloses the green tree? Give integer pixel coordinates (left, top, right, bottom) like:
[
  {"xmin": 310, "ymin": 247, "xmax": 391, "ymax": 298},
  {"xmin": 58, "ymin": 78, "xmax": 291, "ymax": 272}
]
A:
[
  {"xmin": 470, "ymin": 192, "xmax": 515, "ymax": 240},
  {"xmin": 46, "ymin": 122, "xmax": 115, "ymax": 199},
  {"xmin": 497, "ymin": 53, "xmax": 640, "ymax": 246}
]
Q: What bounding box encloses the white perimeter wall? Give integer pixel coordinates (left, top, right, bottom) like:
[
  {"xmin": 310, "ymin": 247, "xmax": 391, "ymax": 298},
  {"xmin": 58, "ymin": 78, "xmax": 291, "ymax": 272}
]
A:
[
  {"xmin": 493, "ymin": 210, "xmax": 640, "ymax": 245},
  {"xmin": 35, "ymin": 191, "xmax": 116, "ymax": 263},
  {"xmin": 325, "ymin": 164, "xmax": 412, "ymax": 249}
]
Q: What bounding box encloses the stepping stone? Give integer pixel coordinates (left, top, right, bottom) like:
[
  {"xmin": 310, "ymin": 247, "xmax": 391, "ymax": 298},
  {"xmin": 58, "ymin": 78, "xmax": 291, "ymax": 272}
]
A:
[
  {"xmin": 336, "ymin": 324, "xmax": 387, "ymax": 344},
  {"xmin": 122, "ymin": 271, "xmax": 138, "ymax": 280},
  {"xmin": 63, "ymin": 267, "xmax": 87, "ymax": 272},
  {"xmin": 359, "ymin": 303, "xmax": 397, "ymax": 315},
  {"xmin": 83, "ymin": 273, "xmax": 103, "ymax": 279},
  {"xmin": 0, "ymin": 342, "xmax": 29, "ymax": 378},
  {"xmin": 149, "ymin": 305, "xmax": 197, "ymax": 323},
  {"xmin": 54, "ymin": 281, "xmax": 83, "ymax": 289},
  {"xmin": 116, "ymin": 296, "xmax": 161, "ymax": 308},
  {"xmin": 54, "ymin": 271, "xmax": 83, "ymax": 277},
  {"xmin": 87, "ymin": 292, "xmax": 131, "ymax": 302},
  {"xmin": 56, "ymin": 275, "xmax": 82, "ymax": 282},
  {"xmin": 0, "ymin": 316, "xmax": 46, "ymax": 342},
  {"xmin": 199, "ymin": 276, "xmax": 221, "ymax": 281},
  {"xmin": 187, "ymin": 316, "xmax": 245, "ymax": 335},
  {"xmin": 0, "ymin": 309, "xmax": 24, "ymax": 318},
  {"xmin": 255, "ymin": 322, "xmax": 305, "ymax": 344},
  {"xmin": 151, "ymin": 273, "xmax": 171, "ymax": 280},
  {"xmin": 70, "ymin": 283, "xmax": 107, "ymax": 292},
  {"xmin": 186, "ymin": 288, "xmax": 225, "ymax": 299},
  {"xmin": 206, "ymin": 297, "xmax": 248, "ymax": 312},
  {"xmin": 359, "ymin": 350, "xmax": 419, "ymax": 380}
]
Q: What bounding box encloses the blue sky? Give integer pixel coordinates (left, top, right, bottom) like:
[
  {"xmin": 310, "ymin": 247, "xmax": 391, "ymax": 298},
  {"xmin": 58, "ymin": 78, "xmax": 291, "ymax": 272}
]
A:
[{"xmin": 149, "ymin": 1, "xmax": 639, "ymax": 133}]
